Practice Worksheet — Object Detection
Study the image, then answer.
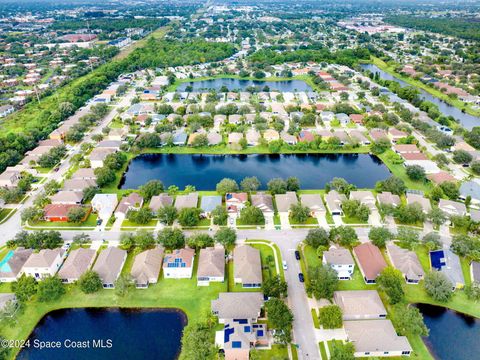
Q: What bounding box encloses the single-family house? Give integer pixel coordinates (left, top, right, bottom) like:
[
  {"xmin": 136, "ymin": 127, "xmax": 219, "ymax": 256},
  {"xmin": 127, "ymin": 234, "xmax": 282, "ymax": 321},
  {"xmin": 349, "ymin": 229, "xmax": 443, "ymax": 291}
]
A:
[
  {"xmin": 281, "ymin": 132, "xmax": 297, "ymax": 145},
  {"xmin": 92, "ymin": 247, "xmax": 127, "ymax": 288},
  {"xmin": 211, "ymin": 292, "xmax": 264, "ymax": 323},
  {"xmin": 377, "ymin": 192, "xmax": 401, "ymax": 208},
  {"xmin": 62, "ymin": 179, "xmax": 97, "ymax": 192},
  {"xmin": 406, "ymin": 193, "xmax": 432, "ymax": 213},
  {"xmin": 58, "ymin": 248, "xmax": 96, "ymax": 283},
  {"xmin": 353, "ymin": 243, "xmax": 387, "ymax": 284},
  {"xmin": 234, "ymin": 245, "xmax": 262, "ymax": 288},
  {"xmin": 323, "ymin": 246, "xmax": 355, "ymax": 280},
  {"xmin": 300, "ymin": 194, "xmax": 326, "ymax": 217},
  {"xmin": 22, "ymin": 248, "xmax": 65, "ymax": 280},
  {"xmin": 174, "ymin": 193, "xmax": 198, "ymax": 210},
  {"xmin": 0, "ymin": 248, "xmax": 34, "ymax": 282},
  {"xmin": 226, "ymin": 193, "xmax": 248, "ymax": 217},
  {"xmin": 51, "ymin": 191, "xmax": 84, "ymax": 205},
  {"xmin": 0, "ymin": 169, "xmax": 21, "ymax": 188},
  {"xmin": 298, "ymin": 130, "xmax": 315, "ymax": 143},
  {"xmin": 251, "ymin": 193, "xmax": 274, "ymax": 215},
  {"xmin": 149, "ymin": 194, "xmax": 173, "ymax": 212},
  {"xmin": 427, "ymin": 172, "xmax": 456, "ymax": 185},
  {"xmin": 263, "ymin": 129, "xmax": 279, "ymax": 142},
  {"xmin": 207, "ymin": 132, "xmax": 222, "ymax": 145},
  {"xmin": 344, "ymin": 320, "xmax": 412, "ymax": 357},
  {"xmin": 275, "ymin": 191, "xmax": 298, "ymax": 214},
  {"xmin": 43, "ymin": 204, "xmax": 86, "ymax": 222},
  {"xmin": 430, "ymin": 249, "xmax": 464, "ymax": 289},
  {"xmin": 115, "ymin": 193, "xmax": 144, "ymax": 217},
  {"xmin": 91, "ymin": 194, "xmax": 118, "ymax": 221},
  {"xmin": 438, "ymin": 199, "xmax": 467, "ymax": 217},
  {"xmin": 201, "ymin": 195, "xmax": 222, "ymax": 218},
  {"xmin": 89, "ymin": 148, "xmax": 116, "ymax": 169},
  {"xmin": 388, "ymin": 128, "xmax": 407, "ymax": 143},
  {"xmin": 325, "ymin": 190, "xmax": 347, "ymax": 216},
  {"xmin": 246, "ymin": 129, "xmax": 261, "ymax": 146},
  {"xmin": 163, "ymin": 248, "xmax": 195, "ymax": 279},
  {"xmin": 197, "ymin": 247, "xmax": 225, "ymax": 286},
  {"xmin": 386, "ymin": 243, "xmax": 424, "ymax": 284},
  {"xmin": 334, "ymin": 290, "xmax": 387, "ymax": 320},
  {"xmin": 71, "ymin": 168, "xmax": 96, "ymax": 181},
  {"xmin": 228, "ymin": 132, "xmax": 243, "ymax": 145},
  {"xmin": 350, "ymin": 130, "xmax": 370, "ymax": 145},
  {"xmin": 349, "ymin": 191, "xmax": 377, "ymax": 211},
  {"xmin": 131, "ymin": 246, "xmax": 164, "ymax": 288}
]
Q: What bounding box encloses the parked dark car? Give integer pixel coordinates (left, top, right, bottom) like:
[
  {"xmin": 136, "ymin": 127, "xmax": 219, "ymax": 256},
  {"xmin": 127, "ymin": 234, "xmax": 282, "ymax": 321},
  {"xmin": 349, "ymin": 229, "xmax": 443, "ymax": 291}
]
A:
[
  {"xmin": 298, "ymin": 273, "xmax": 305, "ymax": 282},
  {"xmin": 295, "ymin": 250, "xmax": 301, "ymax": 260}
]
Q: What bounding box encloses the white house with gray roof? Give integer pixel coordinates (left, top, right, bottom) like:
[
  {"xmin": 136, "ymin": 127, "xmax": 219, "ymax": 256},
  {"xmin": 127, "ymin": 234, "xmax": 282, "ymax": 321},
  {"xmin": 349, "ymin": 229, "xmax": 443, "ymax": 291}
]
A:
[
  {"xmin": 344, "ymin": 320, "xmax": 412, "ymax": 357},
  {"xmin": 323, "ymin": 246, "xmax": 355, "ymax": 280},
  {"xmin": 211, "ymin": 292, "xmax": 264, "ymax": 323},
  {"xmin": 334, "ymin": 290, "xmax": 387, "ymax": 320},
  {"xmin": 22, "ymin": 248, "xmax": 65, "ymax": 280},
  {"xmin": 438, "ymin": 199, "xmax": 467, "ymax": 217}
]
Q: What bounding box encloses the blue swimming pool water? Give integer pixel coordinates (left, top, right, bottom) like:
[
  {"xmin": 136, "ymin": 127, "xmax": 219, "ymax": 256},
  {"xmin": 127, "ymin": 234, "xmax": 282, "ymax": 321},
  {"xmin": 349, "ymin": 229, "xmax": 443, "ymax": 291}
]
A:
[{"xmin": 0, "ymin": 250, "xmax": 13, "ymax": 272}]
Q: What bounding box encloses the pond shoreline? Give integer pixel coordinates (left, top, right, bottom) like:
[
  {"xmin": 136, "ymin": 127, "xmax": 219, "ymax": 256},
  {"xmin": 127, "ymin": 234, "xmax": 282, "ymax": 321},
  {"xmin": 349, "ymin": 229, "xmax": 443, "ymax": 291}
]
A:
[
  {"xmin": 16, "ymin": 307, "xmax": 187, "ymax": 360},
  {"xmin": 119, "ymin": 152, "xmax": 391, "ymax": 190}
]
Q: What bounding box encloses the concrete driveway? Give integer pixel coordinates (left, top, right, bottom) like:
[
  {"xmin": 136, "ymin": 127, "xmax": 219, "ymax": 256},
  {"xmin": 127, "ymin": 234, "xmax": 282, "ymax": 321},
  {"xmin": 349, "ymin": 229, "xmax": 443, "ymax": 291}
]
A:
[
  {"xmin": 264, "ymin": 214, "xmax": 275, "ymax": 230},
  {"xmin": 332, "ymin": 215, "xmax": 343, "ymax": 226},
  {"xmin": 368, "ymin": 210, "xmax": 382, "ymax": 226},
  {"xmin": 279, "ymin": 213, "xmax": 291, "ymax": 230}
]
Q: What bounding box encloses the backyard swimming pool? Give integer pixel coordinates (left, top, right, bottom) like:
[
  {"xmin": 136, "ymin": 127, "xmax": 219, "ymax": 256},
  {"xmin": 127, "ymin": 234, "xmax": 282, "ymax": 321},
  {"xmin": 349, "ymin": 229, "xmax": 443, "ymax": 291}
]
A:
[{"xmin": 0, "ymin": 250, "xmax": 13, "ymax": 272}]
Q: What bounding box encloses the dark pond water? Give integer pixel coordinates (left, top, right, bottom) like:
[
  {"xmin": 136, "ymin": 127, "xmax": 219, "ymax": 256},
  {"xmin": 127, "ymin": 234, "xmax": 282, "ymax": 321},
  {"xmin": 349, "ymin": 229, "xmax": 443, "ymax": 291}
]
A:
[
  {"xmin": 416, "ymin": 304, "xmax": 480, "ymax": 360},
  {"xmin": 360, "ymin": 64, "xmax": 480, "ymax": 130},
  {"xmin": 120, "ymin": 153, "xmax": 391, "ymax": 190},
  {"xmin": 176, "ymin": 78, "xmax": 313, "ymax": 92},
  {"xmin": 18, "ymin": 308, "xmax": 186, "ymax": 360}
]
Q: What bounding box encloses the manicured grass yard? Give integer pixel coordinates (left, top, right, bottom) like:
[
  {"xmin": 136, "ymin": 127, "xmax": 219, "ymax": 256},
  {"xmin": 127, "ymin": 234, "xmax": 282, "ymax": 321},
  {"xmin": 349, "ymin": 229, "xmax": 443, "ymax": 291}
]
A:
[
  {"xmin": 250, "ymin": 344, "xmax": 289, "ymax": 359},
  {"xmin": 311, "ymin": 308, "xmax": 320, "ymax": 329},
  {"xmin": 0, "ymin": 208, "xmax": 13, "ymax": 223},
  {"xmin": 121, "ymin": 219, "xmax": 157, "ymax": 228},
  {"xmin": 319, "ymin": 342, "xmax": 328, "ymax": 360}
]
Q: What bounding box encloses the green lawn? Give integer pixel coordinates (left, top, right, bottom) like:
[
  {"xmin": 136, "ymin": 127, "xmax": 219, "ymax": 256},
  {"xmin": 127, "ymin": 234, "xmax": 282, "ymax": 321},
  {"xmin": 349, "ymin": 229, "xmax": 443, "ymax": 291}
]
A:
[
  {"xmin": 250, "ymin": 344, "xmax": 289, "ymax": 360},
  {"xmin": 0, "ymin": 252, "xmax": 227, "ymax": 360},
  {"xmin": 341, "ymin": 215, "xmax": 368, "ymax": 224},
  {"xmin": 289, "ymin": 216, "xmax": 318, "ymax": 225},
  {"xmin": 319, "ymin": 342, "xmax": 328, "ymax": 360},
  {"xmin": 0, "ymin": 208, "xmax": 14, "ymax": 223},
  {"xmin": 290, "ymin": 344, "xmax": 299, "ymax": 360},
  {"xmin": 311, "ymin": 308, "xmax": 320, "ymax": 329},
  {"xmin": 121, "ymin": 219, "xmax": 158, "ymax": 228}
]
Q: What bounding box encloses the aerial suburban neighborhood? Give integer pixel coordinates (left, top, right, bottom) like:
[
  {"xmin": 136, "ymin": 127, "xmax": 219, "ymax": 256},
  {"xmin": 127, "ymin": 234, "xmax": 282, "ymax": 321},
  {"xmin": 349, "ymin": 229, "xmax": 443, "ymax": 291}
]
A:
[{"xmin": 0, "ymin": 0, "xmax": 480, "ymax": 360}]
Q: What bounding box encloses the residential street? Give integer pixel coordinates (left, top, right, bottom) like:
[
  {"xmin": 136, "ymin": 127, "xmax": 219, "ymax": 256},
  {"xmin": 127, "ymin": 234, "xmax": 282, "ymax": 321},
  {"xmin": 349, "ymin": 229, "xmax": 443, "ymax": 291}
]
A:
[{"xmin": 0, "ymin": 84, "xmax": 141, "ymax": 246}]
